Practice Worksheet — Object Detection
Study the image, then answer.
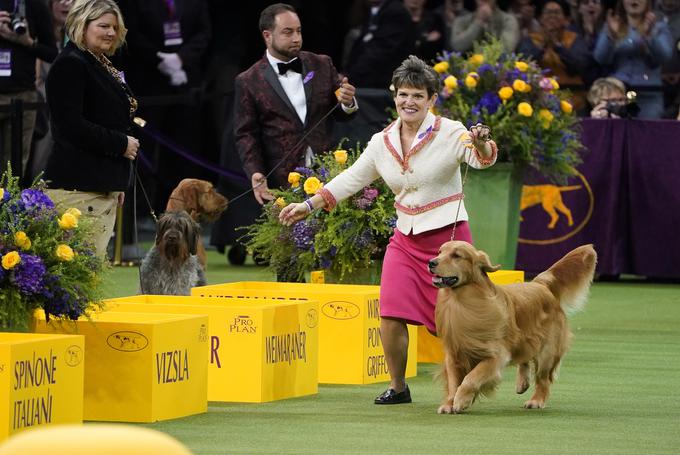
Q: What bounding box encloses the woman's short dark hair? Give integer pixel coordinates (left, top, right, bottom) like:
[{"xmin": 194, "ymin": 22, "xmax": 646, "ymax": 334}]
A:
[
  {"xmin": 259, "ymin": 3, "xmax": 297, "ymax": 32},
  {"xmin": 391, "ymin": 55, "xmax": 441, "ymax": 97}
]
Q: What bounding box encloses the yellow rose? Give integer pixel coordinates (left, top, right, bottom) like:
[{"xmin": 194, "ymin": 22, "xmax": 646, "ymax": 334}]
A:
[
  {"xmin": 464, "ymin": 72, "xmax": 479, "ymax": 89},
  {"xmin": 560, "ymin": 100, "xmax": 573, "ymax": 114},
  {"xmin": 65, "ymin": 207, "xmax": 82, "ymax": 219},
  {"xmin": 515, "ymin": 61, "xmax": 529, "ymax": 72},
  {"xmin": 512, "ymin": 79, "xmax": 529, "ymax": 93},
  {"xmin": 498, "ymin": 86, "xmax": 514, "ymax": 101},
  {"xmin": 303, "ymin": 176, "xmax": 322, "ymax": 195},
  {"xmin": 443, "ymin": 75, "xmax": 458, "ymax": 90},
  {"xmin": 468, "ymin": 54, "xmax": 484, "ymax": 65},
  {"xmin": 334, "ymin": 149, "xmax": 348, "ymax": 165},
  {"xmin": 288, "ymin": 172, "xmax": 301, "ymax": 188},
  {"xmin": 56, "ymin": 244, "xmax": 75, "ymax": 262},
  {"xmin": 1, "ymin": 251, "xmax": 21, "ymax": 270},
  {"xmin": 58, "ymin": 212, "xmax": 78, "ymax": 230},
  {"xmin": 518, "ymin": 102, "xmax": 534, "ymax": 117},
  {"xmin": 538, "ymin": 109, "xmax": 554, "ymax": 128},
  {"xmin": 14, "ymin": 231, "xmax": 31, "ymax": 250},
  {"xmin": 433, "ymin": 61, "xmax": 449, "ymax": 74},
  {"xmin": 0, "ymin": 188, "xmax": 4, "ymax": 200},
  {"xmin": 275, "ymin": 197, "xmax": 286, "ymax": 208},
  {"xmin": 550, "ymin": 78, "xmax": 560, "ymax": 90}
]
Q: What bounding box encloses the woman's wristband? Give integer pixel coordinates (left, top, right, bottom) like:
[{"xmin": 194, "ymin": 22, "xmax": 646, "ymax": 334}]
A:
[{"xmin": 304, "ymin": 199, "xmax": 314, "ymax": 212}]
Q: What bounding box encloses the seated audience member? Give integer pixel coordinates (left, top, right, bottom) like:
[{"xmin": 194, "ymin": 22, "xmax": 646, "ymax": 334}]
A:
[
  {"xmin": 518, "ymin": 0, "xmax": 589, "ymax": 111},
  {"xmin": 588, "ymin": 76, "xmax": 636, "ymax": 118},
  {"xmin": 449, "ymin": 0, "xmax": 520, "ymax": 53},
  {"xmin": 510, "ymin": 0, "xmax": 541, "ymax": 37},
  {"xmin": 405, "ymin": 0, "xmax": 446, "ymax": 63},
  {"xmin": 593, "ymin": 0, "xmax": 673, "ymax": 118},
  {"xmin": 571, "ymin": 0, "xmax": 607, "ymax": 86}
]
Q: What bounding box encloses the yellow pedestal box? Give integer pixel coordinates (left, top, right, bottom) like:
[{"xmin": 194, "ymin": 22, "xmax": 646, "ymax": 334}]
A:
[
  {"xmin": 32, "ymin": 311, "xmax": 208, "ymax": 423},
  {"xmin": 103, "ymin": 295, "xmax": 319, "ymax": 403},
  {"xmin": 191, "ymin": 282, "xmax": 418, "ymax": 385},
  {"xmin": 417, "ymin": 270, "xmax": 525, "ymax": 363},
  {"xmin": 0, "ymin": 333, "xmax": 84, "ymax": 441}
]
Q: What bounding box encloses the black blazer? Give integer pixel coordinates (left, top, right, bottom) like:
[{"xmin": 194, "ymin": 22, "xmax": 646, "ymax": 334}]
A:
[
  {"xmin": 44, "ymin": 42, "xmax": 134, "ymax": 192},
  {"xmin": 346, "ymin": 0, "xmax": 415, "ymax": 89}
]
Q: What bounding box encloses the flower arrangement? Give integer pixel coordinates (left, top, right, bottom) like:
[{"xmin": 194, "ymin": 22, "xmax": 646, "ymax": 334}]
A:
[
  {"xmin": 244, "ymin": 147, "xmax": 396, "ymax": 283},
  {"xmin": 0, "ymin": 167, "xmax": 107, "ymax": 331},
  {"xmin": 432, "ymin": 37, "xmax": 583, "ymax": 181}
]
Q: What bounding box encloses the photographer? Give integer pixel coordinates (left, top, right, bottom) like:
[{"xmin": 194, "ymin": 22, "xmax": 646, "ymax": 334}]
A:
[
  {"xmin": 0, "ymin": 0, "xmax": 57, "ymax": 176},
  {"xmin": 588, "ymin": 76, "xmax": 638, "ymax": 118}
]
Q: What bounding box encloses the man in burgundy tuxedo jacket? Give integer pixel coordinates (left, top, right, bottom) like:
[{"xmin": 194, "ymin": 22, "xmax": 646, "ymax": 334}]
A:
[{"xmin": 235, "ymin": 3, "xmax": 358, "ymax": 204}]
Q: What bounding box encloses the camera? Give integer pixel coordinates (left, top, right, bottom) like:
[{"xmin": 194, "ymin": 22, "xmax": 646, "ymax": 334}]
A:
[
  {"xmin": 605, "ymin": 101, "xmax": 633, "ymax": 118},
  {"xmin": 9, "ymin": 15, "xmax": 27, "ymax": 35},
  {"xmin": 605, "ymin": 91, "xmax": 640, "ymax": 118}
]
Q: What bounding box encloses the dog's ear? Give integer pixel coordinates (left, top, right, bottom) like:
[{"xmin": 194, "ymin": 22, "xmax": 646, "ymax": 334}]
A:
[
  {"xmin": 154, "ymin": 214, "xmax": 166, "ymax": 245},
  {"xmin": 476, "ymin": 250, "xmax": 501, "ymax": 273},
  {"xmin": 187, "ymin": 217, "xmax": 201, "ymax": 255}
]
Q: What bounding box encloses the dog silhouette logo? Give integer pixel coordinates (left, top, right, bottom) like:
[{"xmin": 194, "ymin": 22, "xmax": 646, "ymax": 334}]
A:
[
  {"xmin": 322, "ymin": 301, "xmax": 360, "ymax": 320},
  {"xmin": 306, "ymin": 309, "xmax": 319, "ymax": 328},
  {"xmin": 107, "ymin": 331, "xmax": 149, "ymax": 352},
  {"xmin": 519, "ymin": 170, "xmax": 594, "ymax": 245},
  {"xmin": 65, "ymin": 345, "xmax": 83, "ymax": 367},
  {"xmin": 520, "ymin": 184, "xmax": 581, "ymax": 229}
]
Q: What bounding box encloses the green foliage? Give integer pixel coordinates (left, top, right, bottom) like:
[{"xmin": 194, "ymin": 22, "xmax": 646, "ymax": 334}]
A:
[
  {"xmin": 244, "ymin": 147, "xmax": 396, "ymax": 282},
  {"xmin": 0, "ymin": 166, "xmax": 108, "ymax": 331},
  {"xmin": 433, "ymin": 37, "xmax": 584, "ymax": 182}
]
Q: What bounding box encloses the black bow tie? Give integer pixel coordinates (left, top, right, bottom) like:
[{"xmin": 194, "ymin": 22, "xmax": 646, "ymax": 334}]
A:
[{"xmin": 277, "ymin": 59, "xmax": 302, "ymax": 75}]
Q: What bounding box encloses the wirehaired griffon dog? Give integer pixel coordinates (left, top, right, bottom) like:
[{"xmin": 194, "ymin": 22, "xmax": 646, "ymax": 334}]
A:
[
  {"xmin": 166, "ymin": 178, "xmax": 229, "ymax": 270},
  {"xmin": 140, "ymin": 211, "xmax": 207, "ymax": 296},
  {"xmin": 428, "ymin": 241, "xmax": 597, "ymax": 414}
]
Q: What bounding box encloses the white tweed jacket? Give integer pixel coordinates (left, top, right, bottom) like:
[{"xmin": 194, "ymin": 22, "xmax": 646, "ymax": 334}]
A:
[{"xmin": 321, "ymin": 112, "xmax": 497, "ymax": 235}]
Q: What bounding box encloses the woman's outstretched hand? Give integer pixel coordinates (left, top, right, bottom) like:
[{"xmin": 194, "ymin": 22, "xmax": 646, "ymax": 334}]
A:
[
  {"xmin": 469, "ymin": 123, "xmax": 491, "ymax": 148},
  {"xmin": 279, "ymin": 202, "xmax": 310, "ymax": 226}
]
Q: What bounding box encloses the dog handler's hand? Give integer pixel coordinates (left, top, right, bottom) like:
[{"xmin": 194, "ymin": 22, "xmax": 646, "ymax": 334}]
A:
[
  {"xmin": 123, "ymin": 136, "xmax": 139, "ymax": 160},
  {"xmin": 252, "ymin": 172, "xmax": 274, "ymax": 205},
  {"xmin": 279, "ymin": 202, "xmax": 310, "ymax": 226},
  {"xmin": 469, "ymin": 123, "xmax": 492, "ymax": 157}
]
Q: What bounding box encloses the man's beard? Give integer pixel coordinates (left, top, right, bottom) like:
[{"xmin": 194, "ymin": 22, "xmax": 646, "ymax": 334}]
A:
[{"xmin": 272, "ymin": 41, "xmax": 301, "ymax": 60}]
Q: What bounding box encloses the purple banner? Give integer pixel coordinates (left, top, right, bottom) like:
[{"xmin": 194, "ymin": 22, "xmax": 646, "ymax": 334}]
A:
[{"xmin": 516, "ymin": 119, "xmax": 680, "ymax": 279}]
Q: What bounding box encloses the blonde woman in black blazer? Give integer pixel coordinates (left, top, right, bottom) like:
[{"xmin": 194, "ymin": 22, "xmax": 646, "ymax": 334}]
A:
[{"xmin": 44, "ymin": 0, "xmax": 139, "ymax": 257}]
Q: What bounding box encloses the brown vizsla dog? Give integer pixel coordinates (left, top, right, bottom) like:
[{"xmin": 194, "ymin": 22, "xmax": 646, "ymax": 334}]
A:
[{"xmin": 165, "ymin": 179, "xmax": 228, "ymax": 270}]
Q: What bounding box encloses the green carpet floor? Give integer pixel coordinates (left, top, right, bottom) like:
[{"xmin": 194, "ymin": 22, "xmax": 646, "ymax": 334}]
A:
[{"xmin": 101, "ymin": 249, "xmax": 680, "ymax": 455}]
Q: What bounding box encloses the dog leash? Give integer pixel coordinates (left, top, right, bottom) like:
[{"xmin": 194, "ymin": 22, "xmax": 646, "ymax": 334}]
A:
[
  {"xmin": 227, "ymin": 102, "xmax": 341, "ymax": 205},
  {"xmin": 450, "ymin": 126, "xmax": 491, "ymax": 241}
]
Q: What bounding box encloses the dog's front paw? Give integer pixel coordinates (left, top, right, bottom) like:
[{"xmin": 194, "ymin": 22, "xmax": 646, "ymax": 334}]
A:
[
  {"xmin": 515, "ymin": 379, "xmax": 529, "ymax": 394},
  {"xmin": 523, "ymin": 399, "xmax": 545, "ymax": 409},
  {"xmin": 437, "ymin": 404, "xmax": 455, "ymax": 414}
]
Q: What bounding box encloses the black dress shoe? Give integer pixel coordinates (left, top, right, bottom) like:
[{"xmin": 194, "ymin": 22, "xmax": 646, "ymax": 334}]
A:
[{"xmin": 374, "ymin": 385, "xmax": 412, "ymax": 404}]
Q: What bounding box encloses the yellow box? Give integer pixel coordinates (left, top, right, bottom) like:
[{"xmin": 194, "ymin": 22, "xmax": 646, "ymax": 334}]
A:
[
  {"xmin": 103, "ymin": 295, "xmax": 319, "ymax": 403},
  {"xmin": 0, "ymin": 333, "xmax": 84, "ymax": 441},
  {"xmin": 417, "ymin": 270, "xmax": 525, "ymax": 363},
  {"xmin": 33, "ymin": 311, "xmax": 208, "ymax": 422},
  {"xmin": 191, "ymin": 282, "xmax": 418, "ymax": 384}
]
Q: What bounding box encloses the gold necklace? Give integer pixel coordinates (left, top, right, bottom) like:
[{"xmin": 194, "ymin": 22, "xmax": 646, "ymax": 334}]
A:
[{"xmin": 87, "ymin": 49, "xmax": 138, "ymax": 117}]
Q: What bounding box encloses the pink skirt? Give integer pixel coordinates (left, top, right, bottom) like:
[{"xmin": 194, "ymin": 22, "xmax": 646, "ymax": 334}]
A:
[{"xmin": 379, "ymin": 222, "xmax": 472, "ymax": 333}]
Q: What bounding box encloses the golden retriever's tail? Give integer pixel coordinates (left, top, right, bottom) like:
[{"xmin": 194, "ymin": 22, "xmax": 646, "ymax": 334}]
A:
[{"xmin": 533, "ymin": 244, "xmax": 597, "ymax": 314}]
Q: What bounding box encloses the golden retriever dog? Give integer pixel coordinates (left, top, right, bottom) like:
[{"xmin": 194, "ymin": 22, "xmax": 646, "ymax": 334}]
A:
[
  {"xmin": 428, "ymin": 241, "xmax": 597, "ymax": 414},
  {"xmin": 166, "ymin": 178, "xmax": 228, "ymax": 270}
]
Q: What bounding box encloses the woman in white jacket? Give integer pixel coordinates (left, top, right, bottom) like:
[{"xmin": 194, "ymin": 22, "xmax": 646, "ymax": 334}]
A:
[{"xmin": 280, "ymin": 55, "xmax": 498, "ymax": 405}]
